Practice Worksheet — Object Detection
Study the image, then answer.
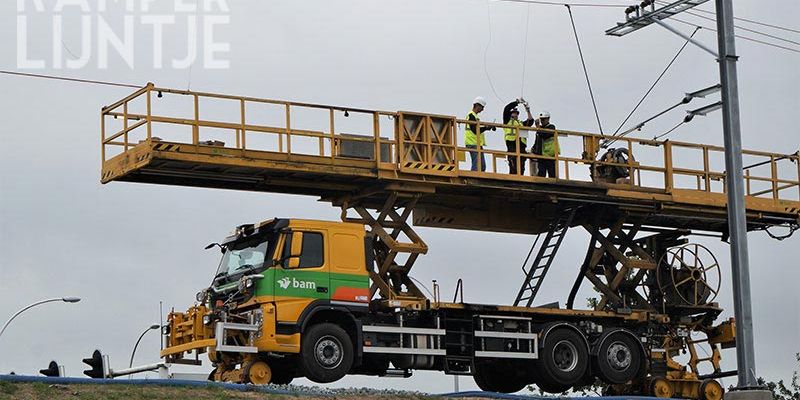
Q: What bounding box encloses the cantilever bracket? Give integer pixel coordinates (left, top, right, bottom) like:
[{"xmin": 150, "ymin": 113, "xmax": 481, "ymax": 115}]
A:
[{"xmin": 652, "ymin": 18, "xmax": 719, "ymax": 58}]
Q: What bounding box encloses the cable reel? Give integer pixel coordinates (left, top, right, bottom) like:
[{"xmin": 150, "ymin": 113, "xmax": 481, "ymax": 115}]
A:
[{"xmin": 657, "ymin": 243, "xmax": 721, "ymax": 307}]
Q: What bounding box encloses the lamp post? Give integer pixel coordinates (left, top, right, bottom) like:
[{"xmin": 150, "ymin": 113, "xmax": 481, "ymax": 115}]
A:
[
  {"xmin": 129, "ymin": 324, "xmax": 160, "ymax": 369},
  {"xmin": 0, "ymin": 297, "xmax": 81, "ymax": 341}
]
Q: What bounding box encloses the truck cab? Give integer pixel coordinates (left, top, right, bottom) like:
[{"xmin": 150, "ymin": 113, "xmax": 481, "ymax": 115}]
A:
[{"xmin": 162, "ymin": 218, "xmax": 371, "ymax": 384}]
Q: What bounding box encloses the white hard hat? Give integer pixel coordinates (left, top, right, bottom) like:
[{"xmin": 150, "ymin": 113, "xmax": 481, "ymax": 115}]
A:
[
  {"xmin": 473, "ymin": 96, "xmax": 487, "ymax": 107},
  {"xmin": 539, "ymin": 111, "xmax": 551, "ymax": 119}
]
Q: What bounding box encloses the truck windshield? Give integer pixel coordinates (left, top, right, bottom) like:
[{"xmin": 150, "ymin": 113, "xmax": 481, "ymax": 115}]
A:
[{"xmin": 215, "ymin": 234, "xmax": 272, "ymax": 282}]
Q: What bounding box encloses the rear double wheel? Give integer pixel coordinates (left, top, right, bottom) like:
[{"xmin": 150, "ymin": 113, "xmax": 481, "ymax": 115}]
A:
[
  {"xmin": 300, "ymin": 323, "xmax": 354, "ymax": 383},
  {"xmin": 593, "ymin": 330, "xmax": 645, "ymax": 384},
  {"xmin": 535, "ymin": 327, "xmax": 589, "ymax": 391}
]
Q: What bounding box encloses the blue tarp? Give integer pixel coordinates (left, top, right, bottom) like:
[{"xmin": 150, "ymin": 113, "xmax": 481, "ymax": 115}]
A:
[{"xmin": 0, "ymin": 375, "xmax": 662, "ymax": 399}]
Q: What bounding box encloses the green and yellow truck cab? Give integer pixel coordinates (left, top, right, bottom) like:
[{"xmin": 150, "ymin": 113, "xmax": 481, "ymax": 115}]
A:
[{"xmin": 163, "ymin": 218, "xmax": 375, "ymax": 384}]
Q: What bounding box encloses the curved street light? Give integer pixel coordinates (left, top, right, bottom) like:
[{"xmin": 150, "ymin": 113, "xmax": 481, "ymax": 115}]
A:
[
  {"xmin": 129, "ymin": 324, "xmax": 161, "ymax": 368},
  {"xmin": 0, "ymin": 297, "xmax": 81, "ymax": 341}
]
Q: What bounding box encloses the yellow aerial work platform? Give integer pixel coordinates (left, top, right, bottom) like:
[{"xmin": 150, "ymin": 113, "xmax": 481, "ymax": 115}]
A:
[{"xmin": 101, "ymin": 84, "xmax": 800, "ymax": 234}]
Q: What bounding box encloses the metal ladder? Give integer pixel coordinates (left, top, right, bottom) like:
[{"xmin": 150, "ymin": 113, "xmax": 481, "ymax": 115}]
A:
[{"xmin": 513, "ymin": 208, "xmax": 577, "ymax": 307}]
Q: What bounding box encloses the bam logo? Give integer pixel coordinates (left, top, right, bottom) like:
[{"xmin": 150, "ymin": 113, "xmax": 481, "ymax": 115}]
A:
[{"xmin": 277, "ymin": 277, "xmax": 316, "ymax": 290}]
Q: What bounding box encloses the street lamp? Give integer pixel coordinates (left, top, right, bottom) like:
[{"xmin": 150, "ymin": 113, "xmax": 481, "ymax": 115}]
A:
[
  {"xmin": 0, "ymin": 297, "xmax": 81, "ymax": 341},
  {"xmin": 129, "ymin": 324, "xmax": 160, "ymax": 368}
]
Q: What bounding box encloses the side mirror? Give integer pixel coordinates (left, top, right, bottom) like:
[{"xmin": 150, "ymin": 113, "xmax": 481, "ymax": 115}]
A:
[{"xmin": 205, "ymin": 243, "xmax": 224, "ymax": 253}]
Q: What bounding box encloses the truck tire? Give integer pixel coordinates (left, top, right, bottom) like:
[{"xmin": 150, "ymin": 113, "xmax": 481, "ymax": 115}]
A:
[
  {"xmin": 593, "ymin": 330, "xmax": 644, "ymax": 384},
  {"xmin": 473, "ymin": 362, "xmax": 528, "ymax": 393},
  {"xmin": 301, "ymin": 323, "xmax": 353, "ymax": 383},
  {"xmin": 536, "ymin": 328, "xmax": 589, "ymax": 388}
]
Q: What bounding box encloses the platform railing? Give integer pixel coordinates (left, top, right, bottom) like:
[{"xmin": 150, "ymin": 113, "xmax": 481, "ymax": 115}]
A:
[{"xmin": 101, "ymin": 84, "xmax": 800, "ymax": 203}]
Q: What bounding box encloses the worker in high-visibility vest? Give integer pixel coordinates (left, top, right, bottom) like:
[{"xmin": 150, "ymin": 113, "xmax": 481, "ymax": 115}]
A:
[
  {"xmin": 532, "ymin": 111, "xmax": 558, "ymax": 178},
  {"xmin": 502, "ymin": 98, "xmax": 534, "ymax": 175},
  {"xmin": 465, "ymin": 96, "xmax": 496, "ymax": 172}
]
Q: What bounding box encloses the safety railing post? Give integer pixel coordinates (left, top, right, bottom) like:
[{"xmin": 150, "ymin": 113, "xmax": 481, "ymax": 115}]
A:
[
  {"xmin": 627, "ymin": 140, "xmax": 634, "ymax": 188},
  {"xmin": 193, "ymin": 94, "xmax": 200, "ymax": 146},
  {"xmin": 329, "ymin": 108, "xmax": 335, "ymax": 160},
  {"xmin": 516, "ymin": 127, "xmax": 521, "ymax": 176},
  {"xmin": 146, "ymin": 88, "xmax": 152, "ymax": 140},
  {"xmin": 394, "ymin": 113, "xmax": 406, "ymax": 168},
  {"xmin": 745, "ymin": 169, "xmax": 751, "ymax": 196},
  {"xmin": 477, "ymin": 121, "xmax": 483, "ymax": 173},
  {"xmin": 100, "ymin": 109, "xmax": 106, "ymax": 164},
  {"xmin": 556, "ymin": 131, "xmax": 561, "ymax": 179},
  {"xmin": 240, "ymin": 99, "xmax": 247, "ymax": 151},
  {"xmin": 703, "ymin": 147, "xmax": 711, "ymax": 191},
  {"xmin": 770, "ymin": 155, "xmax": 779, "ymax": 200},
  {"xmin": 664, "ymin": 141, "xmax": 674, "ymax": 193},
  {"xmin": 797, "ymin": 153, "xmax": 800, "ymax": 199},
  {"xmin": 285, "ymin": 104, "xmax": 292, "ymax": 155},
  {"xmin": 123, "ymin": 102, "xmax": 129, "ymax": 152},
  {"xmin": 373, "ymin": 112, "xmax": 380, "ymax": 165}
]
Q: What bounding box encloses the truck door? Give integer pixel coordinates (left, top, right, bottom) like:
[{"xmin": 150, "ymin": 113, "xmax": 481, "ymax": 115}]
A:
[{"xmin": 273, "ymin": 230, "xmax": 331, "ymax": 323}]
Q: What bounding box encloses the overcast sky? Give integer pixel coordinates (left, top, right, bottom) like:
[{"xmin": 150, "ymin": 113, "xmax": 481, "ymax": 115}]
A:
[{"xmin": 1, "ymin": 0, "xmax": 798, "ymax": 394}]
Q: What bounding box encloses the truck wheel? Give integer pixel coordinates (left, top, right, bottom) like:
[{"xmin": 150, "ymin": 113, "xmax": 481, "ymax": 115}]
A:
[
  {"xmin": 700, "ymin": 379, "xmax": 724, "ymax": 400},
  {"xmin": 537, "ymin": 328, "xmax": 589, "ymax": 388},
  {"xmin": 473, "ymin": 363, "xmax": 528, "ymax": 393},
  {"xmin": 243, "ymin": 360, "xmax": 272, "ymax": 385},
  {"xmin": 301, "ymin": 323, "xmax": 353, "ymax": 383},
  {"xmin": 594, "ymin": 331, "xmax": 644, "ymax": 384}
]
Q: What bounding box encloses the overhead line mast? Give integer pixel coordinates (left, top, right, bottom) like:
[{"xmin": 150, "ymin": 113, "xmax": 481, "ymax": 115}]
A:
[{"xmin": 606, "ymin": 0, "xmax": 766, "ymax": 394}]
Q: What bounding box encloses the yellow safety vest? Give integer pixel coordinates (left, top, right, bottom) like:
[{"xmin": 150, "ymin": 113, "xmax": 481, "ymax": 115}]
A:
[
  {"xmin": 542, "ymin": 136, "xmax": 559, "ymax": 157},
  {"xmin": 503, "ymin": 119, "xmax": 528, "ymax": 144},
  {"xmin": 465, "ymin": 111, "xmax": 485, "ymax": 147}
]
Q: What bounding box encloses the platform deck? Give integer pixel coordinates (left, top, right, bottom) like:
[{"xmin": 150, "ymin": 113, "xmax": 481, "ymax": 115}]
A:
[{"xmin": 101, "ymin": 84, "xmax": 800, "ymax": 234}]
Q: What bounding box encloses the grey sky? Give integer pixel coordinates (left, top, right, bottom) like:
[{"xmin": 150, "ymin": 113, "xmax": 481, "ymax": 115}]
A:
[{"xmin": 0, "ymin": 0, "xmax": 798, "ymax": 394}]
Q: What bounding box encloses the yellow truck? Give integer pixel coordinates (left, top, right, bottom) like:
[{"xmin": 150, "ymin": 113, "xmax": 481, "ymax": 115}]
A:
[{"xmin": 161, "ymin": 217, "xmax": 732, "ymax": 399}]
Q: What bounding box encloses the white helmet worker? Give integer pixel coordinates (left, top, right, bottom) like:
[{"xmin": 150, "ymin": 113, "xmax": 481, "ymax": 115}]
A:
[
  {"xmin": 473, "ymin": 96, "xmax": 487, "ymax": 107},
  {"xmin": 539, "ymin": 111, "xmax": 551, "ymax": 119}
]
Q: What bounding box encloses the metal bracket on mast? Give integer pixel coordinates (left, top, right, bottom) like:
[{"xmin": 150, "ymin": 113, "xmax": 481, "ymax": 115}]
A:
[{"xmin": 651, "ymin": 18, "xmax": 719, "ymax": 58}]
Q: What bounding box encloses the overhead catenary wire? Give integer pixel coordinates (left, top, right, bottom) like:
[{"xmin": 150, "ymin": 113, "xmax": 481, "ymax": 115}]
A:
[
  {"xmin": 653, "ymin": 120, "xmax": 685, "ymax": 140},
  {"xmin": 520, "ymin": 4, "xmax": 531, "ymax": 97},
  {"xmin": 484, "ymin": 0, "xmax": 505, "ymax": 103},
  {"xmin": 493, "ymin": 0, "xmax": 628, "ymax": 8},
  {"xmin": 0, "ymin": 70, "xmax": 141, "ymax": 89},
  {"xmin": 605, "ymin": 95, "xmax": 690, "ymax": 146},
  {"xmin": 566, "ymin": 4, "xmax": 604, "ymax": 135},
  {"xmin": 670, "ymin": 3, "xmax": 800, "ymax": 35},
  {"xmin": 612, "ymin": 26, "xmax": 700, "ymax": 137},
  {"xmin": 669, "ymin": 17, "xmax": 800, "ymax": 54},
  {"xmin": 684, "ymin": 9, "xmax": 800, "ymax": 46},
  {"xmin": 653, "ymin": 1, "xmax": 800, "ymax": 47}
]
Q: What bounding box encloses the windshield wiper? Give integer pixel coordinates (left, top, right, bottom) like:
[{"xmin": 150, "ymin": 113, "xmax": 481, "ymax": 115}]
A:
[
  {"xmin": 234, "ymin": 264, "xmax": 254, "ymax": 272},
  {"xmin": 213, "ymin": 270, "xmax": 228, "ymax": 281}
]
